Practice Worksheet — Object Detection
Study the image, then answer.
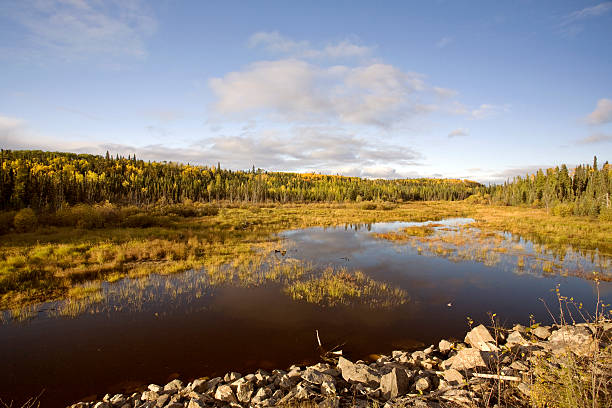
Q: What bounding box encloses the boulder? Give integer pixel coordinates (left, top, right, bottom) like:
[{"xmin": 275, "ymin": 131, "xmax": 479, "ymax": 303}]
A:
[
  {"xmin": 190, "ymin": 378, "xmax": 208, "ymax": 393},
  {"xmin": 442, "ymin": 348, "xmax": 489, "ymax": 371},
  {"xmin": 321, "ymin": 380, "xmax": 337, "ymax": 396},
  {"xmin": 163, "ymin": 379, "xmax": 184, "ymax": 393},
  {"xmin": 251, "ymin": 386, "xmax": 273, "ymax": 404},
  {"xmin": 140, "ymin": 391, "xmax": 158, "ymax": 401},
  {"xmin": 155, "ymin": 394, "xmax": 169, "ymax": 407},
  {"xmin": 337, "ymin": 357, "xmax": 381, "ymax": 387},
  {"xmin": 506, "ymin": 330, "xmax": 529, "ymax": 346},
  {"xmin": 214, "ymin": 385, "xmax": 237, "ymax": 403},
  {"xmin": 147, "ymin": 384, "xmax": 162, "ymax": 393},
  {"xmin": 109, "ymin": 395, "xmax": 126, "ymax": 406},
  {"xmin": 186, "ymin": 399, "xmax": 206, "ymax": 408},
  {"xmin": 438, "ymin": 339, "xmax": 454, "ymax": 354},
  {"xmin": 533, "ymin": 326, "xmax": 551, "ymax": 340},
  {"xmin": 415, "ymin": 376, "xmax": 431, "ymax": 392},
  {"xmin": 380, "ymin": 367, "xmax": 410, "ymax": 400},
  {"xmin": 547, "ymin": 325, "xmax": 596, "ymax": 357},
  {"xmin": 465, "ymin": 324, "xmax": 497, "ymax": 351},
  {"xmin": 442, "ymin": 368, "xmax": 464, "ymax": 385},
  {"xmin": 236, "ymin": 380, "xmax": 254, "ymax": 403},
  {"xmin": 302, "ymin": 367, "xmax": 335, "ymax": 384}
]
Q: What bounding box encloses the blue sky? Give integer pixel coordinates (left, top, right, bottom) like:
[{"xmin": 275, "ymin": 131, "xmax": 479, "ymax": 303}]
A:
[{"xmin": 1, "ymin": 0, "xmax": 611, "ymax": 183}]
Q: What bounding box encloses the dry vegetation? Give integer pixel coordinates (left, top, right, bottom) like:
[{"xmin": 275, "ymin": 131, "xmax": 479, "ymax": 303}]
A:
[{"xmin": 0, "ymin": 200, "xmax": 610, "ymax": 311}]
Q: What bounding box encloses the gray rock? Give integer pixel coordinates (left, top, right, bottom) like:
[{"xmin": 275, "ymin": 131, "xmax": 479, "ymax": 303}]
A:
[
  {"xmin": 506, "ymin": 330, "xmax": 529, "ymax": 346},
  {"xmin": 442, "ymin": 368, "xmax": 464, "ymax": 385},
  {"xmin": 190, "ymin": 378, "xmax": 207, "ymax": 393},
  {"xmin": 214, "ymin": 384, "xmax": 237, "ymax": 403},
  {"xmin": 204, "ymin": 377, "xmax": 223, "ymax": 393},
  {"xmin": 337, "ymin": 357, "xmax": 381, "ymax": 387},
  {"xmin": 109, "ymin": 394, "xmax": 126, "ymax": 405},
  {"xmin": 415, "ymin": 376, "xmax": 431, "ymax": 392},
  {"xmin": 547, "ymin": 325, "xmax": 596, "ymax": 357},
  {"xmin": 147, "ymin": 384, "xmax": 163, "ymax": 393},
  {"xmin": 302, "ymin": 367, "xmax": 335, "ymax": 384},
  {"xmin": 163, "ymin": 379, "xmax": 183, "ymax": 393},
  {"xmin": 251, "ymin": 386, "xmax": 272, "ymax": 404},
  {"xmin": 321, "ymin": 380, "xmax": 336, "ymax": 396},
  {"xmin": 533, "ymin": 326, "xmax": 552, "ymax": 339},
  {"xmin": 380, "ymin": 367, "xmax": 410, "ymax": 400},
  {"xmin": 236, "ymin": 380, "xmax": 254, "ymax": 403},
  {"xmin": 465, "ymin": 324, "xmax": 497, "ymax": 351},
  {"xmin": 279, "ymin": 374, "xmax": 296, "ymax": 390},
  {"xmin": 438, "ymin": 339, "xmax": 454, "ymax": 354},
  {"xmin": 154, "ymin": 394, "xmax": 169, "ymax": 407},
  {"xmin": 141, "ymin": 391, "xmax": 158, "ymax": 401},
  {"xmin": 186, "ymin": 398, "xmax": 206, "ymax": 408},
  {"xmin": 442, "ymin": 348, "xmax": 489, "ymax": 371}
]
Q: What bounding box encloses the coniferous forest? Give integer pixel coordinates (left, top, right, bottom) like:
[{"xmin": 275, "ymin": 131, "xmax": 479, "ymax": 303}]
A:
[
  {"xmin": 0, "ymin": 150, "xmax": 610, "ymax": 218},
  {"xmin": 0, "ymin": 149, "xmax": 480, "ymax": 210}
]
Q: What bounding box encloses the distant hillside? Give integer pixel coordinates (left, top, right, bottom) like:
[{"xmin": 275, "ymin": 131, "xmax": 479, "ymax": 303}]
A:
[{"xmin": 0, "ymin": 150, "xmax": 482, "ymax": 210}]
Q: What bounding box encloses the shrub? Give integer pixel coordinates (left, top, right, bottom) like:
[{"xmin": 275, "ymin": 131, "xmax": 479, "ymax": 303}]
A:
[
  {"xmin": 0, "ymin": 211, "xmax": 16, "ymax": 234},
  {"xmin": 599, "ymin": 208, "xmax": 612, "ymax": 221},
  {"xmin": 197, "ymin": 203, "xmax": 219, "ymax": 216},
  {"xmin": 13, "ymin": 208, "xmax": 38, "ymax": 232},
  {"xmin": 551, "ymin": 202, "xmax": 575, "ymax": 217},
  {"xmin": 361, "ymin": 202, "xmax": 377, "ymax": 210}
]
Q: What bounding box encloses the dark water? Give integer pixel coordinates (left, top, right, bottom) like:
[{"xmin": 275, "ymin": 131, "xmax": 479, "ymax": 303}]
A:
[{"xmin": 1, "ymin": 219, "xmax": 610, "ymax": 407}]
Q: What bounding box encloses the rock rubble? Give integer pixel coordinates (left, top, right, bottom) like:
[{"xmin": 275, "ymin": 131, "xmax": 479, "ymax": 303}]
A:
[{"xmin": 68, "ymin": 322, "xmax": 610, "ymax": 408}]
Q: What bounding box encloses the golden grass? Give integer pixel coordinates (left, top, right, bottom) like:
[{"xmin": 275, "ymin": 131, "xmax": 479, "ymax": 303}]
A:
[{"xmin": 0, "ymin": 201, "xmax": 609, "ymax": 309}]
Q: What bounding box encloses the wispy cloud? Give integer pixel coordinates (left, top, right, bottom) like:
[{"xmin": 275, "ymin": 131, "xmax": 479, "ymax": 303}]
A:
[
  {"xmin": 436, "ymin": 36, "xmax": 453, "ymax": 48},
  {"xmin": 559, "ymin": 2, "xmax": 612, "ymax": 36},
  {"xmin": 470, "ymin": 104, "xmax": 510, "ymax": 119},
  {"xmin": 577, "ymin": 132, "xmax": 612, "ymax": 144},
  {"xmin": 586, "ymin": 98, "xmax": 612, "ymax": 125},
  {"xmin": 248, "ymin": 31, "xmax": 374, "ymax": 59},
  {"xmin": 2, "ymin": 0, "xmax": 156, "ymax": 63},
  {"xmin": 448, "ymin": 128, "xmax": 469, "ymax": 138}
]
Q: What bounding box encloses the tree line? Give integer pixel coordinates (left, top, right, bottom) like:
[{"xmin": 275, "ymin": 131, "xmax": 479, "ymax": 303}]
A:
[
  {"xmin": 477, "ymin": 156, "xmax": 611, "ymax": 217},
  {"xmin": 0, "ymin": 150, "xmax": 481, "ymax": 211}
]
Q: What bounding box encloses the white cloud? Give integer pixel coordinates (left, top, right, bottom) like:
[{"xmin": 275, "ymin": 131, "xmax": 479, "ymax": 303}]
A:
[
  {"xmin": 248, "ymin": 31, "xmax": 373, "ymax": 59},
  {"xmin": 433, "ymin": 87, "xmax": 458, "ymax": 98},
  {"xmin": 470, "ymin": 104, "xmax": 509, "ymax": 119},
  {"xmin": 586, "ymin": 98, "xmax": 612, "ymax": 125},
  {"xmin": 3, "ymin": 0, "xmax": 156, "ymax": 62},
  {"xmin": 436, "ymin": 36, "xmax": 453, "ymax": 48},
  {"xmin": 448, "ymin": 128, "xmax": 469, "ymax": 138},
  {"xmin": 1, "ymin": 117, "xmax": 421, "ymax": 177},
  {"xmin": 209, "ymin": 59, "xmax": 438, "ymax": 126},
  {"xmin": 577, "ymin": 133, "xmax": 612, "ymax": 144}
]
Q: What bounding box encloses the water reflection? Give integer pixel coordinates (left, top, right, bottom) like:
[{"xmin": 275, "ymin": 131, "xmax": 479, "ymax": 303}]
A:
[{"xmin": 1, "ymin": 218, "xmax": 610, "ymax": 407}]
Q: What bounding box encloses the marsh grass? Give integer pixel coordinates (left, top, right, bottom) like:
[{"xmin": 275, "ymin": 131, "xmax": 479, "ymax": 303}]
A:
[
  {"xmin": 0, "ymin": 201, "xmax": 610, "ymax": 310},
  {"xmin": 285, "ymin": 266, "xmax": 408, "ymax": 308}
]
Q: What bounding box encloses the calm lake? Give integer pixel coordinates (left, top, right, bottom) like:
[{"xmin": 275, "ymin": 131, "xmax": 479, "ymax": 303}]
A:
[{"xmin": 1, "ymin": 219, "xmax": 610, "ymax": 407}]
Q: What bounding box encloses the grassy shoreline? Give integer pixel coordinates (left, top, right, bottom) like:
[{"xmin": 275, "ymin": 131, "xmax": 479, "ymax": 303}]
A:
[{"xmin": 1, "ymin": 201, "xmax": 610, "ymax": 310}]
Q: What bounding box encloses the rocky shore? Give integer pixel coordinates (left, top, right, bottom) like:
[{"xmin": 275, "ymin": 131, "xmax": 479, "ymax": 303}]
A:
[{"xmin": 68, "ymin": 322, "xmax": 610, "ymax": 408}]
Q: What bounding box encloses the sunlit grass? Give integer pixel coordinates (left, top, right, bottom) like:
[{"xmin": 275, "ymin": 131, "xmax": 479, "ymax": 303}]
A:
[{"xmin": 0, "ymin": 201, "xmax": 610, "ymax": 310}]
